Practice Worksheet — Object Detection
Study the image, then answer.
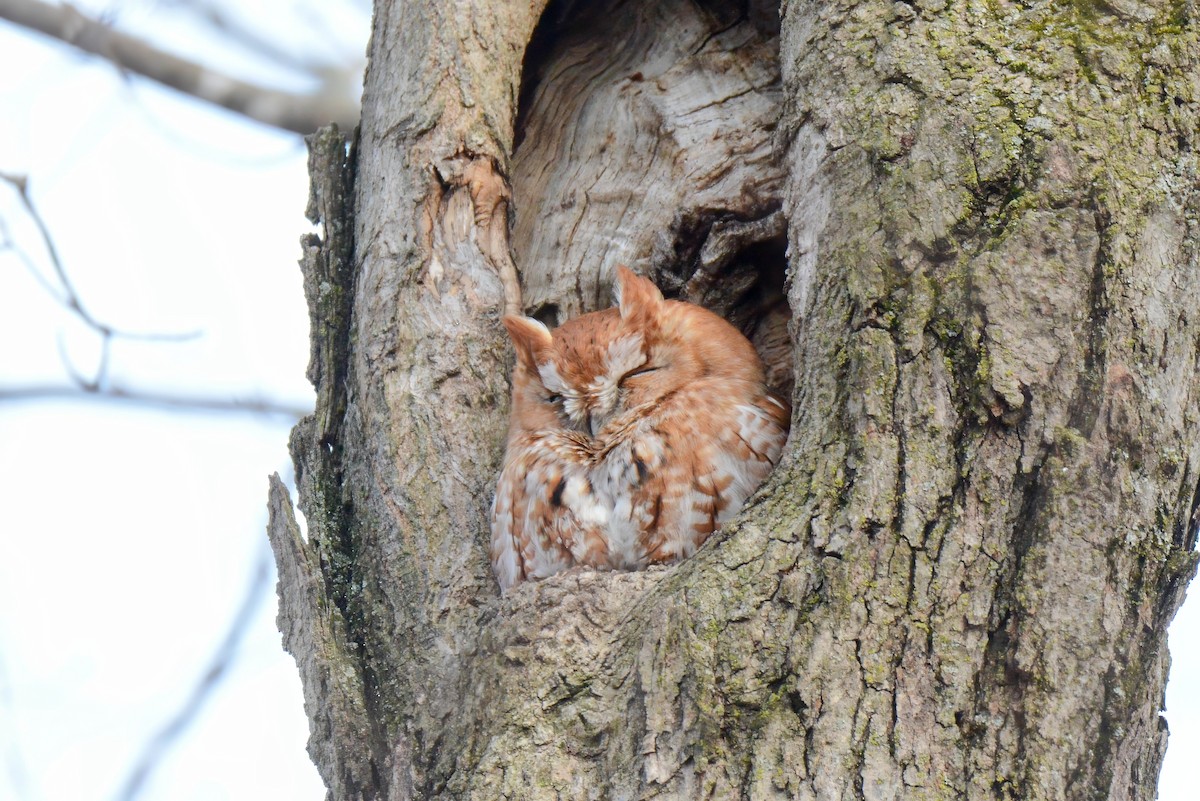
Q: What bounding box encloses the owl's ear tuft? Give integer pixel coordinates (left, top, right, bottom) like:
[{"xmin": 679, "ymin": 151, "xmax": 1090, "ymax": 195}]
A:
[
  {"xmin": 502, "ymin": 315, "xmax": 553, "ymax": 369},
  {"xmin": 615, "ymin": 265, "xmax": 664, "ymax": 323}
]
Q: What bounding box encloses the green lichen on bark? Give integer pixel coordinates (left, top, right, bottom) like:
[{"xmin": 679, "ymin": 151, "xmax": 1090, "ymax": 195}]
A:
[
  {"xmin": 270, "ymin": 124, "xmax": 397, "ymax": 799},
  {"xmin": 293, "ymin": 124, "xmax": 360, "ymax": 624},
  {"xmin": 776, "ymin": 0, "xmax": 1200, "ymax": 797}
]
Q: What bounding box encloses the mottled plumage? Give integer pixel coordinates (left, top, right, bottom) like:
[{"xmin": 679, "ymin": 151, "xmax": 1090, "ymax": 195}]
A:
[{"xmin": 491, "ymin": 266, "xmax": 789, "ymax": 591}]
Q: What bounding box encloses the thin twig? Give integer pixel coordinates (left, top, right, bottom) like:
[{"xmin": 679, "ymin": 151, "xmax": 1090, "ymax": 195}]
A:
[
  {"xmin": 166, "ymin": 0, "xmax": 341, "ymax": 77},
  {"xmin": 114, "ymin": 542, "xmax": 275, "ymax": 801},
  {"xmin": 1, "ymin": 173, "xmax": 78, "ymax": 320},
  {"xmin": 55, "ymin": 331, "xmax": 99, "ymax": 391},
  {"xmin": 1, "ymin": 176, "xmax": 307, "ymax": 410},
  {"xmin": 0, "ymin": 172, "xmax": 203, "ymax": 344},
  {"xmin": 0, "ymin": 383, "xmax": 311, "ymax": 419},
  {"xmin": 0, "ymin": 213, "xmax": 64, "ymax": 300}
]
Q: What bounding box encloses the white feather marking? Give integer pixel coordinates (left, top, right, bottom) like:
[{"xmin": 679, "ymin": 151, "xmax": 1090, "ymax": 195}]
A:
[
  {"xmin": 490, "ymin": 485, "xmax": 521, "ymax": 591},
  {"xmin": 563, "ymin": 475, "xmax": 608, "ymax": 527},
  {"xmin": 536, "ymin": 360, "xmax": 567, "ymax": 393},
  {"xmin": 527, "ymin": 547, "xmax": 571, "ymax": 580},
  {"xmin": 581, "ymin": 333, "xmax": 645, "ymax": 424},
  {"xmin": 605, "ymin": 492, "xmax": 642, "ymax": 569},
  {"xmin": 604, "ymin": 334, "xmax": 645, "ymax": 378}
]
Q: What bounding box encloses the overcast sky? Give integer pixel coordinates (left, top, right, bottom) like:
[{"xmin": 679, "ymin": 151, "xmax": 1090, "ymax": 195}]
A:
[
  {"xmin": 0, "ymin": 2, "xmax": 331, "ymax": 798},
  {"xmin": 0, "ymin": 3, "xmax": 1197, "ymax": 800}
]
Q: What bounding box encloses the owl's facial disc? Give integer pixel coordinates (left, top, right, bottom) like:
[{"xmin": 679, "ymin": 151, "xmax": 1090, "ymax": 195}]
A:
[
  {"xmin": 579, "ymin": 332, "xmax": 645, "ymax": 432},
  {"xmin": 530, "ymin": 317, "xmax": 651, "ymax": 436}
]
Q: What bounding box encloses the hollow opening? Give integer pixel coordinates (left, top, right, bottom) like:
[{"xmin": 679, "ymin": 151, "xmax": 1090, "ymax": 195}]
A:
[
  {"xmin": 511, "ymin": 0, "xmax": 793, "ymax": 399},
  {"xmin": 655, "ymin": 210, "xmax": 793, "ymax": 399}
]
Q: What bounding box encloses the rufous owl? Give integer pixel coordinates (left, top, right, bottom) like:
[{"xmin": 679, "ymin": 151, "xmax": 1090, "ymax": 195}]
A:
[{"xmin": 490, "ymin": 266, "xmax": 790, "ymax": 591}]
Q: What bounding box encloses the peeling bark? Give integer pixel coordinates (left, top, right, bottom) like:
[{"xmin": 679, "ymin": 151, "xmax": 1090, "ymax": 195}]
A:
[{"xmin": 269, "ymin": 0, "xmax": 1200, "ymax": 799}]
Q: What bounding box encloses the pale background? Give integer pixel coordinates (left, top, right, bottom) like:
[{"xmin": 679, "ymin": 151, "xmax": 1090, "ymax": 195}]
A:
[{"xmin": 0, "ymin": 3, "xmax": 1195, "ymax": 799}]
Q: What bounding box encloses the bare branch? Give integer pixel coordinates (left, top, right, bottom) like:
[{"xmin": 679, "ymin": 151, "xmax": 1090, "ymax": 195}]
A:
[
  {"xmin": 55, "ymin": 330, "xmax": 102, "ymax": 391},
  {"xmin": 0, "ymin": 172, "xmax": 203, "ymax": 344},
  {"xmin": 0, "ymin": 383, "xmax": 311, "ymax": 419},
  {"xmin": 0, "ymin": 0, "xmax": 359, "ymax": 134},
  {"xmin": 0, "ymin": 212, "xmax": 64, "ymax": 301},
  {"xmin": 2, "ymin": 176, "xmax": 309, "ymax": 416},
  {"xmin": 164, "ymin": 0, "xmax": 341, "ymax": 77},
  {"xmin": 114, "ymin": 542, "xmax": 275, "ymax": 801}
]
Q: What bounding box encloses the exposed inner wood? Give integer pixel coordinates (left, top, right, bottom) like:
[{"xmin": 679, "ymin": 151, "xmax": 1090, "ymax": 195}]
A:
[{"xmin": 511, "ymin": 0, "xmax": 792, "ymax": 396}]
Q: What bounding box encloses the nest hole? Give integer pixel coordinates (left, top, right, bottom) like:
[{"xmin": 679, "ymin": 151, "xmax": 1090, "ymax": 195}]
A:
[
  {"xmin": 513, "ymin": 0, "xmax": 792, "ymax": 398},
  {"xmin": 654, "ymin": 211, "xmax": 793, "ymax": 400}
]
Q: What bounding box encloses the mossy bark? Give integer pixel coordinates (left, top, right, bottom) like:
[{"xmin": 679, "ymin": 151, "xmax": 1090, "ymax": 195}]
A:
[{"xmin": 268, "ymin": 0, "xmax": 1200, "ymax": 799}]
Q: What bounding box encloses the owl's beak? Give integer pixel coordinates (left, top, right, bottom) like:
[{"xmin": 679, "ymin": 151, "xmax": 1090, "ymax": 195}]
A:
[{"xmin": 587, "ymin": 412, "xmax": 599, "ymax": 438}]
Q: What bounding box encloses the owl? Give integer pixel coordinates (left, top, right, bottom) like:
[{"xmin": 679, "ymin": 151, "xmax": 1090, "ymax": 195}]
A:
[{"xmin": 490, "ymin": 266, "xmax": 790, "ymax": 591}]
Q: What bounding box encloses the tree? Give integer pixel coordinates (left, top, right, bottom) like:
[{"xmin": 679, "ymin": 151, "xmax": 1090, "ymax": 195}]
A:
[{"xmin": 266, "ymin": 0, "xmax": 1200, "ymax": 798}]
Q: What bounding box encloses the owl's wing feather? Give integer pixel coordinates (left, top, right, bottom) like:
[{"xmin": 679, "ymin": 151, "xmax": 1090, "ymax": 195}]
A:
[
  {"xmin": 596, "ymin": 381, "xmax": 789, "ymax": 566},
  {"xmin": 491, "ymin": 431, "xmax": 608, "ymax": 592}
]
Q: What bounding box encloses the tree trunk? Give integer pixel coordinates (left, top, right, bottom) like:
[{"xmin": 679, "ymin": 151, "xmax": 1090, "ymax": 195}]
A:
[{"xmin": 268, "ymin": 0, "xmax": 1200, "ymax": 799}]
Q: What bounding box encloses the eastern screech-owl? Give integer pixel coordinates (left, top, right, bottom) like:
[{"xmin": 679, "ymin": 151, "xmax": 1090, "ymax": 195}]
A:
[{"xmin": 490, "ymin": 266, "xmax": 790, "ymax": 591}]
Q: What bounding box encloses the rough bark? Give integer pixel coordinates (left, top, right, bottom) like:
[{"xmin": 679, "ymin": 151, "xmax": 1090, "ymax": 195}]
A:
[{"xmin": 268, "ymin": 0, "xmax": 1200, "ymax": 799}]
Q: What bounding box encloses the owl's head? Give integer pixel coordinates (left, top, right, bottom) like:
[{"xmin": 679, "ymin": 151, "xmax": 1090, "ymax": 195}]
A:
[{"xmin": 503, "ymin": 266, "xmax": 766, "ymax": 437}]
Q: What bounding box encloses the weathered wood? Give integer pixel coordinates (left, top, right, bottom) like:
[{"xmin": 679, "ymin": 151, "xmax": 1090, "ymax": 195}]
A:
[
  {"xmin": 512, "ymin": 0, "xmax": 784, "ymax": 314},
  {"xmin": 513, "ymin": 0, "xmax": 791, "ymax": 391},
  {"xmin": 270, "ymin": 0, "xmax": 1200, "ymax": 798}
]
